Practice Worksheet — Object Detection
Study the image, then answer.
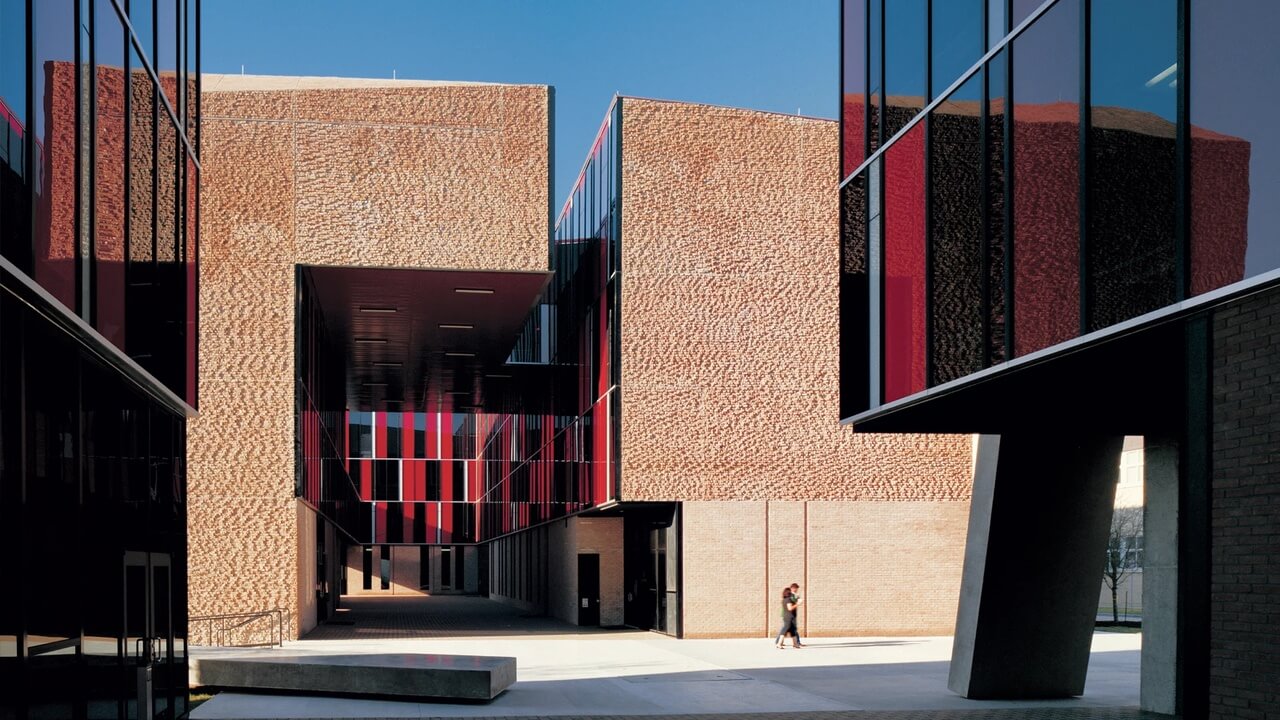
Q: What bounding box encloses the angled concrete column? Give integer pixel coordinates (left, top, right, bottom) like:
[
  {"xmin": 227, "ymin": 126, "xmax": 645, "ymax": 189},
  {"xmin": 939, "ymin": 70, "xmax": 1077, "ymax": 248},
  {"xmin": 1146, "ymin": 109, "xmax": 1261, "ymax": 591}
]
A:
[
  {"xmin": 949, "ymin": 433, "xmax": 1122, "ymax": 699},
  {"xmin": 1142, "ymin": 438, "xmax": 1178, "ymax": 714}
]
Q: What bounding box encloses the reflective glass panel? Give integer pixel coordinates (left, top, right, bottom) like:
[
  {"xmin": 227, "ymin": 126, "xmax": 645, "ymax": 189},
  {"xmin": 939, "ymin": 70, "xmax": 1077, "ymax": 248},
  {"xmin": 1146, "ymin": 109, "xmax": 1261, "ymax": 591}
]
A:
[
  {"xmin": 868, "ymin": 0, "xmax": 882, "ymax": 153},
  {"xmin": 0, "ymin": 0, "xmax": 28, "ymax": 267},
  {"xmin": 96, "ymin": 0, "xmax": 127, "ymax": 349},
  {"xmin": 842, "ymin": 0, "xmax": 866, "ymax": 177},
  {"xmin": 930, "ymin": 0, "xmax": 983, "ymax": 99},
  {"xmin": 1087, "ymin": 0, "xmax": 1177, "ymax": 331},
  {"xmin": 986, "ymin": 49, "xmax": 1007, "ymax": 364},
  {"xmin": 883, "ymin": 0, "xmax": 925, "ymax": 139},
  {"xmin": 1189, "ymin": 0, "xmax": 1280, "ymax": 294},
  {"xmin": 882, "ymin": 121, "xmax": 926, "ymax": 402},
  {"xmin": 33, "ymin": 0, "xmax": 77, "ymax": 309},
  {"xmin": 1011, "ymin": 0, "xmax": 1079, "ymax": 356},
  {"xmin": 157, "ymin": 0, "xmax": 177, "ymax": 108},
  {"xmin": 929, "ymin": 73, "xmax": 984, "ymax": 384}
]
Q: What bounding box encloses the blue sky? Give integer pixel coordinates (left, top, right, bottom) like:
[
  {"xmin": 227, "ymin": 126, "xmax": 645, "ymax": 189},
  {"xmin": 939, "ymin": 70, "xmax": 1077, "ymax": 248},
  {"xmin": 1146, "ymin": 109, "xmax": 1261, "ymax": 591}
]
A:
[{"xmin": 202, "ymin": 0, "xmax": 838, "ymax": 213}]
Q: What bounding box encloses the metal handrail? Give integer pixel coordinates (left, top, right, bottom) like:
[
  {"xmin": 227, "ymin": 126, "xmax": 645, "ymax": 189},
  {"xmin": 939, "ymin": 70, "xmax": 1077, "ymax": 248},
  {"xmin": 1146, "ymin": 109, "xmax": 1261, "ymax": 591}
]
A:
[{"xmin": 189, "ymin": 609, "xmax": 284, "ymax": 648}]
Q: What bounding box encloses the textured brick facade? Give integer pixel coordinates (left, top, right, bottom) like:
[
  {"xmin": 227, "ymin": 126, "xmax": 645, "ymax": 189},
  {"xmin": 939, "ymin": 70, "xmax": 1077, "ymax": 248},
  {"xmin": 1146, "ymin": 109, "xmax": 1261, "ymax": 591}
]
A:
[
  {"xmin": 616, "ymin": 99, "xmax": 972, "ymax": 637},
  {"xmin": 1210, "ymin": 285, "xmax": 1280, "ymax": 719},
  {"xmin": 618, "ymin": 98, "xmax": 972, "ymax": 502},
  {"xmin": 192, "ymin": 75, "xmax": 549, "ymax": 639}
]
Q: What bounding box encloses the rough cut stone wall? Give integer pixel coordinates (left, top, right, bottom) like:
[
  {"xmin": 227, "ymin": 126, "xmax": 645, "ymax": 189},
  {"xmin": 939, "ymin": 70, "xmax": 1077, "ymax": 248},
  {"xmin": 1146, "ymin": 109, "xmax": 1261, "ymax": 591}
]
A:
[
  {"xmin": 1211, "ymin": 285, "xmax": 1280, "ymax": 719},
  {"xmin": 191, "ymin": 75, "xmax": 549, "ymax": 639},
  {"xmin": 618, "ymin": 97, "xmax": 973, "ymax": 502}
]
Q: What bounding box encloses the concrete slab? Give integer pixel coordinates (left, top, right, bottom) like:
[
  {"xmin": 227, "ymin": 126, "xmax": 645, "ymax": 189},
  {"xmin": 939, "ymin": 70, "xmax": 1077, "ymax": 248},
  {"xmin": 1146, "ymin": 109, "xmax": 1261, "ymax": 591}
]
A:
[{"xmin": 191, "ymin": 652, "xmax": 516, "ymax": 701}]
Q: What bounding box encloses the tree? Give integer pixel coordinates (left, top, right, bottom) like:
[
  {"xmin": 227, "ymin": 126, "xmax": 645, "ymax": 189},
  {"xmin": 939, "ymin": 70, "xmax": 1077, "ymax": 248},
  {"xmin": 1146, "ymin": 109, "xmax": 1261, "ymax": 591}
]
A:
[{"xmin": 1103, "ymin": 505, "xmax": 1144, "ymax": 623}]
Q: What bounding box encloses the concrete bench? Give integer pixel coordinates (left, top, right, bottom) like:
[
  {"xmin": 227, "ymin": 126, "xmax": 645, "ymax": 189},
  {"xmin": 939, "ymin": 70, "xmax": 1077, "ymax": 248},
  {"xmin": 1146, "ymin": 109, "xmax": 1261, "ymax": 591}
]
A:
[{"xmin": 190, "ymin": 652, "xmax": 516, "ymax": 701}]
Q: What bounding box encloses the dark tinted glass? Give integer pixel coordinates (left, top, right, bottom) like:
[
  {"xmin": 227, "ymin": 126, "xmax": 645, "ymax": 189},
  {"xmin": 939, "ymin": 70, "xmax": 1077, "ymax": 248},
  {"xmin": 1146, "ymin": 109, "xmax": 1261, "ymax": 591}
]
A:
[
  {"xmin": 929, "ymin": 73, "xmax": 984, "ymax": 384},
  {"xmin": 32, "ymin": 0, "xmax": 77, "ymax": 309},
  {"xmin": 883, "ymin": 121, "xmax": 926, "ymax": 402},
  {"xmin": 1189, "ymin": 0, "xmax": 1280, "ymax": 294},
  {"xmin": 0, "ymin": 0, "xmax": 27, "ymax": 269},
  {"xmin": 1087, "ymin": 0, "xmax": 1177, "ymax": 330},
  {"xmin": 95, "ymin": 0, "xmax": 127, "ymax": 349},
  {"xmin": 868, "ymin": 0, "xmax": 882, "ymax": 153},
  {"xmin": 842, "ymin": 0, "xmax": 867, "ymax": 177},
  {"xmin": 1011, "ymin": 0, "xmax": 1079, "ymax": 356},
  {"xmin": 986, "ymin": 49, "xmax": 1007, "ymax": 364},
  {"xmin": 930, "ymin": 0, "xmax": 983, "ymax": 99},
  {"xmin": 883, "ymin": 0, "xmax": 925, "ymax": 139}
]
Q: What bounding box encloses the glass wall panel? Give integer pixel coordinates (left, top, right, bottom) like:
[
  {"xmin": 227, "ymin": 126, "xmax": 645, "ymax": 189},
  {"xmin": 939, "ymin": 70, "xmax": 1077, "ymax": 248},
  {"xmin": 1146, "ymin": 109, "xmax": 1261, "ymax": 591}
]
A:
[
  {"xmin": 1189, "ymin": 0, "xmax": 1280, "ymax": 294},
  {"xmin": 883, "ymin": 122, "xmax": 926, "ymax": 402},
  {"xmin": 840, "ymin": 175, "xmax": 869, "ymax": 415},
  {"xmin": 1011, "ymin": 0, "xmax": 1079, "ymax": 356},
  {"xmin": 184, "ymin": 0, "xmax": 197, "ymax": 146},
  {"xmin": 96, "ymin": 0, "xmax": 127, "ymax": 349},
  {"xmin": 842, "ymin": 0, "xmax": 867, "ymax": 177},
  {"xmin": 931, "ymin": 0, "xmax": 983, "ymax": 100},
  {"xmin": 986, "ymin": 49, "xmax": 1008, "ymax": 364},
  {"xmin": 33, "ymin": 0, "xmax": 77, "ymax": 309},
  {"xmin": 156, "ymin": 0, "xmax": 178, "ymax": 109},
  {"xmin": 929, "ymin": 73, "xmax": 984, "ymax": 383},
  {"xmin": 0, "ymin": 0, "xmax": 27, "ymax": 268},
  {"xmin": 868, "ymin": 0, "xmax": 882, "ymax": 153},
  {"xmin": 883, "ymin": 0, "xmax": 925, "ymax": 139},
  {"xmin": 1087, "ymin": 0, "xmax": 1177, "ymax": 331},
  {"xmin": 126, "ymin": 44, "xmax": 155, "ymax": 367}
]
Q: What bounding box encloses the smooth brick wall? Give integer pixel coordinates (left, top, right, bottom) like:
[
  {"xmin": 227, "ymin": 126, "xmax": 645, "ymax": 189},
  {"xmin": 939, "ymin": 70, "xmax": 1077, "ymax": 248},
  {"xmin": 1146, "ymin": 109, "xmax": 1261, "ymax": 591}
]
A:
[
  {"xmin": 1210, "ymin": 286, "xmax": 1280, "ymax": 719},
  {"xmin": 193, "ymin": 75, "xmax": 549, "ymax": 639},
  {"xmin": 682, "ymin": 499, "xmax": 969, "ymax": 638},
  {"xmin": 681, "ymin": 501, "xmax": 768, "ymax": 638}
]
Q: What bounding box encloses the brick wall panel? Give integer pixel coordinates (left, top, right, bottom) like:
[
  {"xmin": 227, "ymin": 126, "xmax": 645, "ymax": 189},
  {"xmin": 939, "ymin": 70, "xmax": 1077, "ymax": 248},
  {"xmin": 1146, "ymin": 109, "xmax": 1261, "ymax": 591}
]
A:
[
  {"xmin": 1211, "ymin": 286, "xmax": 1280, "ymax": 719},
  {"xmin": 681, "ymin": 501, "xmax": 768, "ymax": 638},
  {"xmin": 192, "ymin": 76, "xmax": 550, "ymax": 637}
]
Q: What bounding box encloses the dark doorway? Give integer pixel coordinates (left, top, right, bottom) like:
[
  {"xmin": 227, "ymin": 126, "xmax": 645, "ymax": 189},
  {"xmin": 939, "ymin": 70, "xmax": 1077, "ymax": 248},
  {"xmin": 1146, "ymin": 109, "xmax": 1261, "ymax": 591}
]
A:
[
  {"xmin": 623, "ymin": 503, "xmax": 680, "ymax": 635},
  {"xmin": 577, "ymin": 553, "xmax": 600, "ymax": 626},
  {"xmin": 123, "ymin": 551, "xmax": 181, "ymax": 720}
]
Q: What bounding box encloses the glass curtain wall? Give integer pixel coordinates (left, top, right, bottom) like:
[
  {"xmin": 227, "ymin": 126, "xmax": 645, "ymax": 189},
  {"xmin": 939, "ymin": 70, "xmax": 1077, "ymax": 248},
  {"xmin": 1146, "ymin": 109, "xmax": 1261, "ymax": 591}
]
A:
[
  {"xmin": 840, "ymin": 0, "xmax": 1276, "ymax": 415},
  {"xmin": 477, "ymin": 100, "xmax": 621, "ymax": 542},
  {"xmin": 1, "ymin": 0, "xmax": 198, "ymax": 717},
  {"xmin": 1, "ymin": 0, "xmax": 198, "ymax": 407}
]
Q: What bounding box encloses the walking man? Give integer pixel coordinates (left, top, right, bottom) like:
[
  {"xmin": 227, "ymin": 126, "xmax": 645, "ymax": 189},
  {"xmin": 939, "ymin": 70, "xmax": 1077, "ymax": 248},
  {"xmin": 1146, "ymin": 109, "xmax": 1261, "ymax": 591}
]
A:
[{"xmin": 789, "ymin": 583, "xmax": 805, "ymax": 647}]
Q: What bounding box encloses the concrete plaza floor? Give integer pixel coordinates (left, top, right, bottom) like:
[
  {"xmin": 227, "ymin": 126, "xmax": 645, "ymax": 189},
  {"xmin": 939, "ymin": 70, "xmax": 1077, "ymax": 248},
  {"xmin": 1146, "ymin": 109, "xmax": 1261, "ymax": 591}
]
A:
[{"xmin": 191, "ymin": 596, "xmax": 1144, "ymax": 720}]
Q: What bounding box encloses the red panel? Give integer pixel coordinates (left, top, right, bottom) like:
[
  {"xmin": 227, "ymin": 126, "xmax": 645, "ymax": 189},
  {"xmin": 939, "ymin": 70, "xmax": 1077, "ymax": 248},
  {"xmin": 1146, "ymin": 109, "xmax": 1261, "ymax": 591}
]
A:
[
  {"xmin": 592, "ymin": 401, "xmax": 608, "ymax": 503},
  {"xmin": 403, "ymin": 414, "xmax": 414, "ymax": 459},
  {"xmin": 359, "ymin": 459, "xmax": 371, "ymax": 500},
  {"xmin": 427, "ymin": 412, "xmax": 439, "ymax": 460}
]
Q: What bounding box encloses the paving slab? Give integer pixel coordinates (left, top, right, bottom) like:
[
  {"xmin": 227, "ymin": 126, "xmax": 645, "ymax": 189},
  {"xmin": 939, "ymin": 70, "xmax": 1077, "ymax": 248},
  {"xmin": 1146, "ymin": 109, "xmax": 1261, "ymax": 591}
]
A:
[{"xmin": 191, "ymin": 596, "xmax": 1142, "ymax": 720}]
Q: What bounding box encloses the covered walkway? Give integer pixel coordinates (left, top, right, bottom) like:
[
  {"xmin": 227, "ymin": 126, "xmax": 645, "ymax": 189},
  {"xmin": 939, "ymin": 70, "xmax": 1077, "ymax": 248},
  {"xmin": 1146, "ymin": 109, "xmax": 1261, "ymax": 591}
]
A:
[{"xmin": 303, "ymin": 595, "xmax": 633, "ymax": 641}]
